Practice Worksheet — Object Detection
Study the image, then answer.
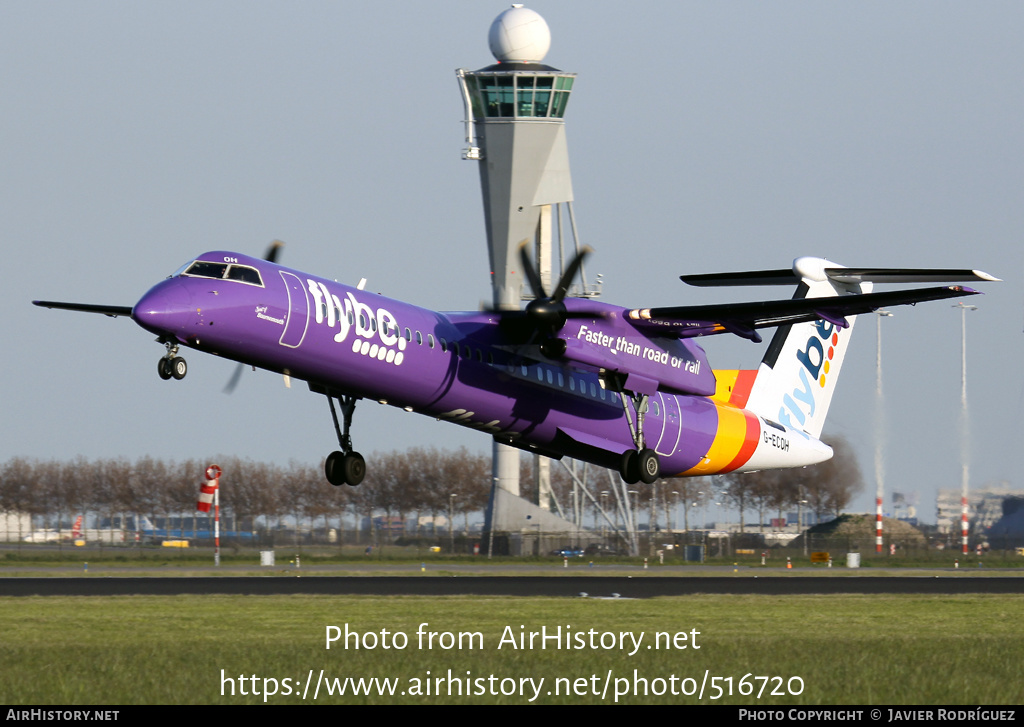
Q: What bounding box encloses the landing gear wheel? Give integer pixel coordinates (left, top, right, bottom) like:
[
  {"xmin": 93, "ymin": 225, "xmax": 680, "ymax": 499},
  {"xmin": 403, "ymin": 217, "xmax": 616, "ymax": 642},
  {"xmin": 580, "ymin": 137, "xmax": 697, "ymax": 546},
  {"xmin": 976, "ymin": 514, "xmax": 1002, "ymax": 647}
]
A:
[
  {"xmin": 170, "ymin": 357, "xmax": 187, "ymax": 380},
  {"xmin": 619, "ymin": 450, "xmax": 640, "ymax": 485},
  {"xmin": 638, "ymin": 448, "xmax": 660, "ymax": 484},
  {"xmin": 325, "ymin": 451, "xmax": 366, "ymax": 487},
  {"xmin": 342, "ymin": 452, "xmax": 365, "ymax": 487},
  {"xmin": 325, "ymin": 451, "xmax": 348, "ymax": 486},
  {"xmin": 157, "ymin": 358, "xmax": 173, "ymax": 380}
]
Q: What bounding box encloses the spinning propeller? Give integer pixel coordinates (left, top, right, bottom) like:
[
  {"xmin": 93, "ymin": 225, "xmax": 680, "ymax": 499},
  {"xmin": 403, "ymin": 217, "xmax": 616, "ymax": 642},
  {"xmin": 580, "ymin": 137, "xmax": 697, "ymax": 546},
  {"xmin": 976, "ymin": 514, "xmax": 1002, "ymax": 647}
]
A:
[
  {"xmin": 492, "ymin": 242, "xmax": 597, "ymax": 358},
  {"xmin": 223, "ymin": 240, "xmax": 285, "ymax": 393}
]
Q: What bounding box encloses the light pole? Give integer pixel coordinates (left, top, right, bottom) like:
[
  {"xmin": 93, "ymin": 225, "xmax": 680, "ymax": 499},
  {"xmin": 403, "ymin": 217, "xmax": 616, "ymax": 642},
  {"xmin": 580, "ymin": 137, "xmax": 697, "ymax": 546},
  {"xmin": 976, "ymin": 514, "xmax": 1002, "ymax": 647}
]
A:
[
  {"xmin": 953, "ymin": 302, "xmax": 977, "ymax": 555},
  {"xmin": 448, "ymin": 493, "xmax": 457, "ymax": 554},
  {"xmin": 487, "ymin": 477, "xmax": 497, "ymax": 558},
  {"xmin": 875, "ymin": 310, "xmax": 893, "ymax": 553},
  {"xmin": 628, "ymin": 490, "xmax": 639, "ymax": 552}
]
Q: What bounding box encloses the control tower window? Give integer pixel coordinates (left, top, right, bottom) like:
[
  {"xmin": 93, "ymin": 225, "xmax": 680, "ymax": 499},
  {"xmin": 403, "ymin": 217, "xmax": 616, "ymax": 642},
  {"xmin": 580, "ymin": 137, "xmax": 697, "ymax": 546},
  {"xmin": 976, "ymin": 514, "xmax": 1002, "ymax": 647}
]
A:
[
  {"xmin": 470, "ymin": 73, "xmax": 574, "ymax": 120},
  {"xmin": 482, "ymin": 76, "xmax": 515, "ymax": 117},
  {"xmin": 533, "ymin": 76, "xmax": 553, "ymax": 116},
  {"xmin": 551, "ymin": 76, "xmax": 573, "ymax": 118}
]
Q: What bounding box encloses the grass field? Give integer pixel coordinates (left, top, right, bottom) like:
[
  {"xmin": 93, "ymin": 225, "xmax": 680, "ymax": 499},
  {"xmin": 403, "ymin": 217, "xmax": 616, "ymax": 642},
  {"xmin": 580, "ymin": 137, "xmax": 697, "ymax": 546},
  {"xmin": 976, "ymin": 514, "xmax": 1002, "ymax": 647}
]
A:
[{"xmin": 1, "ymin": 593, "xmax": 1021, "ymax": 705}]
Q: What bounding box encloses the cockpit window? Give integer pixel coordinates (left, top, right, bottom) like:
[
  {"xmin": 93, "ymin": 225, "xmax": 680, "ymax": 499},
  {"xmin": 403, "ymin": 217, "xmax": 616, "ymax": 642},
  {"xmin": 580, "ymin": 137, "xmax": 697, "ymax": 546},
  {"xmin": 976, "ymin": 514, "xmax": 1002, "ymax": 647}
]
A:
[
  {"xmin": 184, "ymin": 261, "xmax": 228, "ymax": 279},
  {"xmin": 181, "ymin": 261, "xmax": 264, "ymax": 287},
  {"xmin": 226, "ymin": 266, "xmax": 262, "ymax": 285}
]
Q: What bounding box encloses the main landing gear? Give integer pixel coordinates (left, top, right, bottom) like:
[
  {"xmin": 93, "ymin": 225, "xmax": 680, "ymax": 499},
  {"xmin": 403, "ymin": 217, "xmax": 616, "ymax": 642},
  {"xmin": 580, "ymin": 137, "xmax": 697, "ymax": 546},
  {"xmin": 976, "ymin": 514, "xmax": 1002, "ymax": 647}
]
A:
[
  {"xmin": 156, "ymin": 342, "xmax": 187, "ymax": 381},
  {"xmin": 617, "ymin": 390, "xmax": 660, "ymax": 486},
  {"xmin": 324, "ymin": 393, "xmax": 365, "ymax": 487}
]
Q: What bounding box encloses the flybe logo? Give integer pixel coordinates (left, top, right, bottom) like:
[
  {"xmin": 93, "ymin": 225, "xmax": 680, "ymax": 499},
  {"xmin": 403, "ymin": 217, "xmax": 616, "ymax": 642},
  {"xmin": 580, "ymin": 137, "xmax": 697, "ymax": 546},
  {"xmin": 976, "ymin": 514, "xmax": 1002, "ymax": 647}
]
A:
[
  {"xmin": 306, "ymin": 280, "xmax": 407, "ymax": 366},
  {"xmin": 778, "ymin": 319, "xmax": 840, "ymax": 432}
]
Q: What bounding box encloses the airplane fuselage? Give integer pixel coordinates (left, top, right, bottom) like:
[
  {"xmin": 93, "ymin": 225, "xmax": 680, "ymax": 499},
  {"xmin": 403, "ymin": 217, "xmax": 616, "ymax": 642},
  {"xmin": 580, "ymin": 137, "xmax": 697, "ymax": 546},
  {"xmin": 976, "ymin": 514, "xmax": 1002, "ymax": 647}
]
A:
[{"xmin": 131, "ymin": 252, "xmax": 832, "ymax": 478}]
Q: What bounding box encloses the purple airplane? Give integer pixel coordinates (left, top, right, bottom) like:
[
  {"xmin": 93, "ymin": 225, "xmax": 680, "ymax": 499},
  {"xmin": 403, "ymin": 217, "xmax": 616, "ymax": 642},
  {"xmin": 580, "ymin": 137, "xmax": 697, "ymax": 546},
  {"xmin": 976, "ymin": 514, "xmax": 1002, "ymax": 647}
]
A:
[{"xmin": 34, "ymin": 243, "xmax": 996, "ymax": 487}]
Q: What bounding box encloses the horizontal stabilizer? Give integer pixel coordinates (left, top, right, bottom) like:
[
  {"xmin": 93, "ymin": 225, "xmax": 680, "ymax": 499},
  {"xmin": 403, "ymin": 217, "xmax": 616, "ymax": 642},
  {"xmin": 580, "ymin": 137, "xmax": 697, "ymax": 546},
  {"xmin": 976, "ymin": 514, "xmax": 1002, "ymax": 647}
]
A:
[
  {"xmin": 628, "ymin": 285, "xmax": 980, "ymax": 339},
  {"xmin": 681, "ymin": 269, "xmax": 796, "ymax": 287},
  {"xmin": 33, "ymin": 301, "xmax": 133, "ymax": 318},
  {"xmin": 682, "ymin": 263, "xmax": 999, "ymax": 288},
  {"xmin": 823, "ymin": 268, "xmax": 1000, "ymax": 285}
]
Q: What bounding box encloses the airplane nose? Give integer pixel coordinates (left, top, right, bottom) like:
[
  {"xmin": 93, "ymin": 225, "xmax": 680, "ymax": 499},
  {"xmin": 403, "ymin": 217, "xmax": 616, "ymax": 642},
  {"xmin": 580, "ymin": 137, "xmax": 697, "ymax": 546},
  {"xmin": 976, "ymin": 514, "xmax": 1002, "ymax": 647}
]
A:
[{"xmin": 132, "ymin": 279, "xmax": 198, "ymax": 338}]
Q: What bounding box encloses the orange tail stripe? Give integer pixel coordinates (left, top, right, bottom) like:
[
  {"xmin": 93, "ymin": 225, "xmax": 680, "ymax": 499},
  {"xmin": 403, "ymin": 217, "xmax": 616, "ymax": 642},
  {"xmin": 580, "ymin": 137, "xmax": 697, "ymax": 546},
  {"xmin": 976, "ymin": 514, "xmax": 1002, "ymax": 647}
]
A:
[
  {"xmin": 728, "ymin": 370, "xmax": 758, "ymax": 408},
  {"xmin": 722, "ymin": 409, "xmax": 760, "ymax": 473},
  {"xmin": 682, "ymin": 404, "xmax": 747, "ymax": 475}
]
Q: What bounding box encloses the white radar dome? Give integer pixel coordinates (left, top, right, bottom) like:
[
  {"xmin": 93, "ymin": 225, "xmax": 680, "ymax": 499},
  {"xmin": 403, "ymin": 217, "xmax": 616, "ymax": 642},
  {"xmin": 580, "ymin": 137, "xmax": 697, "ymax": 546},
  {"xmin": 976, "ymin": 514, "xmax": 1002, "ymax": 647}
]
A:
[{"xmin": 488, "ymin": 5, "xmax": 551, "ymax": 63}]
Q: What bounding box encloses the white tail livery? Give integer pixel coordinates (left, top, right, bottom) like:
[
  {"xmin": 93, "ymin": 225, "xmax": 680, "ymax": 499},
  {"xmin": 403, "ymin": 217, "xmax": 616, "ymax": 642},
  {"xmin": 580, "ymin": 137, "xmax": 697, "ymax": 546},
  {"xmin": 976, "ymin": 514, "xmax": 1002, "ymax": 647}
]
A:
[
  {"xmin": 745, "ymin": 257, "xmax": 866, "ymax": 439},
  {"xmin": 686, "ymin": 256, "xmax": 999, "ymax": 441}
]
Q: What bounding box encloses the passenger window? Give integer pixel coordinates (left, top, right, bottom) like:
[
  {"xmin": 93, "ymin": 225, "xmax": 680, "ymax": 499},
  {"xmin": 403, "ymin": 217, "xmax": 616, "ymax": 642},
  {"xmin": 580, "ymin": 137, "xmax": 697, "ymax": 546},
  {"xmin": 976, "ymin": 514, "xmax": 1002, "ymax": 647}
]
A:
[{"xmin": 427, "ymin": 334, "xmax": 435, "ymax": 349}]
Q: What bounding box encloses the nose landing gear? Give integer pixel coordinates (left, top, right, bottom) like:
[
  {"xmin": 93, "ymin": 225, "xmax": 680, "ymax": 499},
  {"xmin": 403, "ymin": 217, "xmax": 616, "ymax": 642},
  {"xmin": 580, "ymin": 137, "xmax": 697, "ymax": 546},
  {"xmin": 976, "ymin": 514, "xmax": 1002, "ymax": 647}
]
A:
[{"xmin": 157, "ymin": 343, "xmax": 187, "ymax": 381}]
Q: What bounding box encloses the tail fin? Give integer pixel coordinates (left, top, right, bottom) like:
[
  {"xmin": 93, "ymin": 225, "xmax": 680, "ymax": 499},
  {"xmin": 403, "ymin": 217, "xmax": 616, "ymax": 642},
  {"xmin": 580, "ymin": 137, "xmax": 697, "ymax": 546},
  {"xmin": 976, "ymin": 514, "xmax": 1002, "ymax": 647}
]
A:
[
  {"xmin": 687, "ymin": 257, "xmax": 996, "ymax": 438},
  {"xmin": 743, "ymin": 257, "xmax": 866, "ymax": 438},
  {"xmin": 71, "ymin": 515, "xmax": 83, "ymax": 539}
]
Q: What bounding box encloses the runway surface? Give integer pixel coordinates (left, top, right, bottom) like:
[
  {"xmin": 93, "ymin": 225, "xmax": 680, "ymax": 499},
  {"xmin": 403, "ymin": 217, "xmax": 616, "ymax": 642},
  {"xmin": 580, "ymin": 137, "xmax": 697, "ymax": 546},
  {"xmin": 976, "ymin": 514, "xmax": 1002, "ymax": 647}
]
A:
[{"xmin": 4, "ymin": 574, "xmax": 1024, "ymax": 597}]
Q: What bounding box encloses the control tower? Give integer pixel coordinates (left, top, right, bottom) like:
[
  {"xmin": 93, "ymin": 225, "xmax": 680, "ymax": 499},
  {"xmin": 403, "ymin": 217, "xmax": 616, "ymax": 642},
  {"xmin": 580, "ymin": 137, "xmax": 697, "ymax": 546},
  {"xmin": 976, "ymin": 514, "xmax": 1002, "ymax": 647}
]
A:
[{"xmin": 457, "ymin": 5, "xmax": 595, "ymax": 536}]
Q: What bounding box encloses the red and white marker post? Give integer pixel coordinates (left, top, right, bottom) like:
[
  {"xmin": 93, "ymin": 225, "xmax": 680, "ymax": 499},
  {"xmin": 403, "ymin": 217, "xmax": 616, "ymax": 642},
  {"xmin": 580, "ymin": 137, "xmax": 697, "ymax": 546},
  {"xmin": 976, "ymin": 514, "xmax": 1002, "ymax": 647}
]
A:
[
  {"xmin": 961, "ymin": 495, "xmax": 969, "ymax": 556},
  {"xmin": 198, "ymin": 465, "xmax": 222, "ymax": 566},
  {"xmin": 875, "ymin": 496, "xmax": 884, "ymax": 554}
]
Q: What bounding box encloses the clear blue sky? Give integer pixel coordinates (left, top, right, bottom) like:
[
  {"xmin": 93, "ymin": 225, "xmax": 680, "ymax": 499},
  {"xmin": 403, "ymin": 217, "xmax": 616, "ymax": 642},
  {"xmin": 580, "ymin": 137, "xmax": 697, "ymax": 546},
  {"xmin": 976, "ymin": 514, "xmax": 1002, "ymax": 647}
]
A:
[{"xmin": 4, "ymin": 2, "xmax": 1022, "ymax": 522}]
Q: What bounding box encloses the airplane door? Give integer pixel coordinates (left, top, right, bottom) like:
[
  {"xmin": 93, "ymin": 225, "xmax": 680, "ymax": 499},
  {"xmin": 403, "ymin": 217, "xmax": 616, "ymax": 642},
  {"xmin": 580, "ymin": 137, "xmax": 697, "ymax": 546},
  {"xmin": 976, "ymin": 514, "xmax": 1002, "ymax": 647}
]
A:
[
  {"xmin": 279, "ymin": 271, "xmax": 309, "ymax": 348},
  {"xmin": 655, "ymin": 392, "xmax": 682, "ymax": 457}
]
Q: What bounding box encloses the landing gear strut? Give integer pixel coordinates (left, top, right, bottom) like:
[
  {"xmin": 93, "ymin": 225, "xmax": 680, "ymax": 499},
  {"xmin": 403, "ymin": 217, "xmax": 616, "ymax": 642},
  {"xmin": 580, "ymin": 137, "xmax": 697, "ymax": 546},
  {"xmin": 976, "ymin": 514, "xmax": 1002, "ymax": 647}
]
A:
[
  {"xmin": 324, "ymin": 394, "xmax": 365, "ymax": 487},
  {"xmin": 157, "ymin": 342, "xmax": 187, "ymax": 381},
  {"xmin": 617, "ymin": 390, "xmax": 660, "ymax": 485}
]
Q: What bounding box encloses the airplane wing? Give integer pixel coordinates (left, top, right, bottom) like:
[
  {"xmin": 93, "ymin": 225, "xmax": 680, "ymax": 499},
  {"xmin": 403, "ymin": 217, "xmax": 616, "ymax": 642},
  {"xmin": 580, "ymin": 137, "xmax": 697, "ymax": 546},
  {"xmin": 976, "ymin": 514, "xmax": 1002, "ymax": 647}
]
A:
[
  {"xmin": 33, "ymin": 301, "xmax": 133, "ymax": 318},
  {"xmin": 627, "ymin": 285, "xmax": 980, "ymax": 342}
]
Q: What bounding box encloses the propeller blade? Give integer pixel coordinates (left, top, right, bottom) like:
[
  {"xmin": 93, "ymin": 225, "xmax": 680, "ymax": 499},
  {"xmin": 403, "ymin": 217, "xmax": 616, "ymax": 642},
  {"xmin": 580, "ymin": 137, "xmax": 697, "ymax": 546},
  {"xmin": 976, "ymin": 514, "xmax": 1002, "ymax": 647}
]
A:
[
  {"xmin": 224, "ymin": 242, "xmax": 284, "ymax": 393},
  {"xmin": 264, "ymin": 240, "xmax": 284, "ymax": 263},
  {"xmin": 551, "ymin": 245, "xmax": 592, "ymax": 303},
  {"xmin": 517, "ymin": 240, "xmax": 547, "ymax": 299},
  {"xmin": 223, "ymin": 363, "xmax": 245, "ymax": 394}
]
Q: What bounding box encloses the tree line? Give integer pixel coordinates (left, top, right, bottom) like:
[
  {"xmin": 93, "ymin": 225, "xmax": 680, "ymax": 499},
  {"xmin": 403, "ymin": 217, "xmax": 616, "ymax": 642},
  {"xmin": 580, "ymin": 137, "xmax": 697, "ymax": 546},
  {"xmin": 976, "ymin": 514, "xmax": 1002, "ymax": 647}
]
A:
[
  {"xmin": 0, "ymin": 448, "xmax": 490, "ymax": 539},
  {"xmin": 0, "ymin": 437, "xmax": 862, "ymax": 539}
]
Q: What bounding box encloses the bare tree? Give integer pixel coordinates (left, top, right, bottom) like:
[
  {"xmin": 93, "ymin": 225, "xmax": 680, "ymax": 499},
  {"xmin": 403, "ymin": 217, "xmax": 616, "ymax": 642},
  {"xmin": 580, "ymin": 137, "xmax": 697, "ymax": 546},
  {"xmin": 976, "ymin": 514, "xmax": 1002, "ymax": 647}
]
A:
[{"xmin": 803, "ymin": 436, "xmax": 863, "ymax": 519}]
